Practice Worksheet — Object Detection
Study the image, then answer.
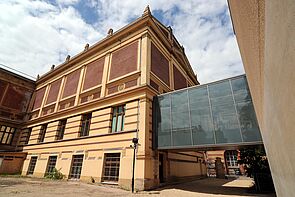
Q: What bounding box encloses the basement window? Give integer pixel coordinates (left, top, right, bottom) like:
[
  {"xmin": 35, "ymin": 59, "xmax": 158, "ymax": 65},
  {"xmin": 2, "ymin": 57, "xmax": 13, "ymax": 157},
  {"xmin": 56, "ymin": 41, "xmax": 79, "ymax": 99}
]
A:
[
  {"xmin": 69, "ymin": 155, "xmax": 84, "ymax": 179},
  {"xmin": 102, "ymin": 153, "xmax": 121, "ymax": 182},
  {"xmin": 27, "ymin": 156, "xmax": 37, "ymax": 175},
  {"xmin": 45, "ymin": 156, "xmax": 58, "ymax": 176}
]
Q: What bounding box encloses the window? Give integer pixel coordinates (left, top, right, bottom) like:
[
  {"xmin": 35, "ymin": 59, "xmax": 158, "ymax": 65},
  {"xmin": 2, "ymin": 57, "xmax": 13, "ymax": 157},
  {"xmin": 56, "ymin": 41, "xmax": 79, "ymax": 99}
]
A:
[
  {"xmin": 45, "ymin": 156, "xmax": 57, "ymax": 176},
  {"xmin": 69, "ymin": 155, "xmax": 84, "ymax": 179},
  {"xmin": 102, "ymin": 153, "xmax": 121, "ymax": 182},
  {"xmin": 56, "ymin": 120, "xmax": 67, "ymax": 140},
  {"xmin": 24, "ymin": 128, "xmax": 32, "ymax": 145},
  {"xmin": 27, "ymin": 156, "xmax": 37, "ymax": 175},
  {"xmin": 111, "ymin": 105, "xmax": 125, "ymax": 133},
  {"xmin": 0, "ymin": 125, "xmax": 16, "ymax": 145},
  {"xmin": 38, "ymin": 124, "xmax": 47, "ymax": 143},
  {"xmin": 225, "ymin": 150, "xmax": 238, "ymax": 167},
  {"xmin": 80, "ymin": 114, "xmax": 91, "ymax": 137}
]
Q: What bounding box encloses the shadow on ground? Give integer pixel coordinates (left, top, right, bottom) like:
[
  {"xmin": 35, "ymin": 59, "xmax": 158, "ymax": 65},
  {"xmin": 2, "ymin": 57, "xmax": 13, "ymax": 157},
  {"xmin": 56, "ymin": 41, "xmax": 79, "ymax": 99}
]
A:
[{"xmin": 153, "ymin": 177, "xmax": 276, "ymax": 196}]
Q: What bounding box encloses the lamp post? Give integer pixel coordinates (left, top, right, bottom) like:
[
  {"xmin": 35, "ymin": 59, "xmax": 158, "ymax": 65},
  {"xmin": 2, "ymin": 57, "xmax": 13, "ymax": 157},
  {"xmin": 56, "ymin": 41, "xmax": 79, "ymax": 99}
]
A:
[{"xmin": 131, "ymin": 138, "xmax": 138, "ymax": 193}]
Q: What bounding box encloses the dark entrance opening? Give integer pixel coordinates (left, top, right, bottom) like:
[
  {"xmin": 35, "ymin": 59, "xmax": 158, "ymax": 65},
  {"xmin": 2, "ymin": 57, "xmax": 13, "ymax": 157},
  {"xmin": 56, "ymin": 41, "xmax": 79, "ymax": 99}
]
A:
[{"xmin": 159, "ymin": 153, "xmax": 164, "ymax": 183}]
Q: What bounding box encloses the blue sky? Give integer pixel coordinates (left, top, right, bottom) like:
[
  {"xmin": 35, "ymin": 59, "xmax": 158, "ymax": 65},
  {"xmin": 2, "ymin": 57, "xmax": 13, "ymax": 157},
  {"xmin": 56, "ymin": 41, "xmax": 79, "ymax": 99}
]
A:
[{"xmin": 0, "ymin": 0, "xmax": 244, "ymax": 83}]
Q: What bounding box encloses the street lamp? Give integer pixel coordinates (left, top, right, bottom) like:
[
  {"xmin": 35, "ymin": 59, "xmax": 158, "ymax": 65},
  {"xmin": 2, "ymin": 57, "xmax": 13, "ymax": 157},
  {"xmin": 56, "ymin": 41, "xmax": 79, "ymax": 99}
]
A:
[{"xmin": 130, "ymin": 138, "xmax": 138, "ymax": 193}]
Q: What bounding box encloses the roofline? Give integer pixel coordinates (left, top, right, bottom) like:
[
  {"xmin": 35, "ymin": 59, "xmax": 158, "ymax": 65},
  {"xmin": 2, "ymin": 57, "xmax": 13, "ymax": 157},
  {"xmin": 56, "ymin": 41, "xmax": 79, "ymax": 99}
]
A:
[
  {"xmin": 159, "ymin": 73, "xmax": 246, "ymax": 97},
  {"xmin": 37, "ymin": 10, "xmax": 199, "ymax": 85},
  {"xmin": 0, "ymin": 67, "xmax": 35, "ymax": 83}
]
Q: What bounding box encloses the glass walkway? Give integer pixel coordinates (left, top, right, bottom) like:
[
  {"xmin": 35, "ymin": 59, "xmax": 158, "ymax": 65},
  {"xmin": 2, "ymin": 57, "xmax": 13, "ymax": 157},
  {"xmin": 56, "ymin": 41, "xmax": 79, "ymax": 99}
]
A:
[{"xmin": 153, "ymin": 75, "xmax": 262, "ymax": 150}]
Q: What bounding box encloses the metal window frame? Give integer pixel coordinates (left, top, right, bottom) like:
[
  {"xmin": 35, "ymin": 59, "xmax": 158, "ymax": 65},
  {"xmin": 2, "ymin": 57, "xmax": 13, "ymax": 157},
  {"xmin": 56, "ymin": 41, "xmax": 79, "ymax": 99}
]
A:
[
  {"xmin": 45, "ymin": 156, "xmax": 58, "ymax": 176},
  {"xmin": 69, "ymin": 155, "xmax": 84, "ymax": 179},
  {"xmin": 111, "ymin": 105, "xmax": 126, "ymax": 133},
  {"xmin": 27, "ymin": 156, "xmax": 37, "ymax": 175},
  {"xmin": 38, "ymin": 124, "xmax": 47, "ymax": 143},
  {"xmin": 56, "ymin": 119, "xmax": 67, "ymax": 140},
  {"xmin": 102, "ymin": 153, "xmax": 121, "ymax": 182},
  {"xmin": 0, "ymin": 125, "xmax": 16, "ymax": 145},
  {"xmin": 80, "ymin": 113, "xmax": 92, "ymax": 137}
]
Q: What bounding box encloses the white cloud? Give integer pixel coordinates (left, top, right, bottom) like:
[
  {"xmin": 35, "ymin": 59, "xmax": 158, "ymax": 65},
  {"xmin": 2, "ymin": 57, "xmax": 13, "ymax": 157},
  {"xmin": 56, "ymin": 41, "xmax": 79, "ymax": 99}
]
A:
[
  {"xmin": 0, "ymin": 0, "xmax": 101, "ymax": 79},
  {"xmin": 0, "ymin": 0, "xmax": 244, "ymax": 83}
]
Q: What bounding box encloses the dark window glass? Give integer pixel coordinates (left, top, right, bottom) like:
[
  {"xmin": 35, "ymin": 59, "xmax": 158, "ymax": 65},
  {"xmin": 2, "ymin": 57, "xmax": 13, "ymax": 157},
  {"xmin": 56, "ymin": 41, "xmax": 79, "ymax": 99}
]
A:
[
  {"xmin": 0, "ymin": 125, "xmax": 16, "ymax": 145},
  {"xmin": 56, "ymin": 120, "xmax": 67, "ymax": 140},
  {"xmin": 80, "ymin": 114, "xmax": 91, "ymax": 137},
  {"xmin": 27, "ymin": 156, "xmax": 37, "ymax": 175},
  {"xmin": 38, "ymin": 124, "xmax": 47, "ymax": 143},
  {"xmin": 111, "ymin": 105, "xmax": 125, "ymax": 133},
  {"xmin": 24, "ymin": 128, "xmax": 32, "ymax": 145},
  {"xmin": 103, "ymin": 153, "xmax": 120, "ymax": 182},
  {"xmin": 156, "ymin": 95, "xmax": 172, "ymax": 147},
  {"xmin": 69, "ymin": 155, "xmax": 84, "ymax": 179},
  {"xmin": 45, "ymin": 156, "xmax": 58, "ymax": 176}
]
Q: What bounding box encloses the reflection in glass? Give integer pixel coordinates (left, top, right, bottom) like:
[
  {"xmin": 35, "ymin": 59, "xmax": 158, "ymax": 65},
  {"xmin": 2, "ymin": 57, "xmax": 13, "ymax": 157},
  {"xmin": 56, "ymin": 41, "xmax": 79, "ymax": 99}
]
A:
[
  {"xmin": 189, "ymin": 87, "xmax": 215, "ymax": 145},
  {"xmin": 154, "ymin": 75, "xmax": 262, "ymax": 149},
  {"xmin": 209, "ymin": 81, "xmax": 242, "ymax": 144}
]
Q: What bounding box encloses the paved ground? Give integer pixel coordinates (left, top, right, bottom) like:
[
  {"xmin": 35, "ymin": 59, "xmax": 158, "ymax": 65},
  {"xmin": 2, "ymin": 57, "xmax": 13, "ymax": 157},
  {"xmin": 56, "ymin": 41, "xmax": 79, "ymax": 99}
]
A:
[{"xmin": 0, "ymin": 176, "xmax": 276, "ymax": 197}]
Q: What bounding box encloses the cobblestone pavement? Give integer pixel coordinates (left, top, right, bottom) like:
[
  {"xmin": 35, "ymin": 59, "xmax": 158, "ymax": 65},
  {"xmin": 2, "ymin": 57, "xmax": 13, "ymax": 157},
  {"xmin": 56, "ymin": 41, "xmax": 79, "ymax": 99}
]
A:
[{"xmin": 0, "ymin": 176, "xmax": 276, "ymax": 197}]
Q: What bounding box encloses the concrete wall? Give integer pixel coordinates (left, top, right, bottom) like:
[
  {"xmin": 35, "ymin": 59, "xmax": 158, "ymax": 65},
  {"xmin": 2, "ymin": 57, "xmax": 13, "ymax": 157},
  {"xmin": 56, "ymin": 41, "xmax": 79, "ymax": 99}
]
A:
[
  {"xmin": 168, "ymin": 152, "xmax": 206, "ymax": 179},
  {"xmin": 228, "ymin": 0, "xmax": 295, "ymax": 196}
]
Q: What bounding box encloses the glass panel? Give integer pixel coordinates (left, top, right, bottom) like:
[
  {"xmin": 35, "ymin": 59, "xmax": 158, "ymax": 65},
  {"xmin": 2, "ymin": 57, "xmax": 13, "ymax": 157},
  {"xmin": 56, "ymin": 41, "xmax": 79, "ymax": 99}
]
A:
[
  {"xmin": 209, "ymin": 81, "xmax": 232, "ymax": 98},
  {"xmin": 209, "ymin": 81, "xmax": 242, "ymax": 144},
  {"xmin": 189, "ymin": 87, "xmax": 215, "ymax": 145},
  {"xmin": 231, "ymin": 77, "xmax": 251, "ymax": 102},
  {"xmin": 156, "ymin": 95, "xmax": 171, "ymax": 147},
  {"xmin": 112, "ymin": 116, "xmax": 117, "ymax": 132},
  {"xmin": 117, "ymin": 115, "xmax": 122, "ymax": 132},
  {"xmin": 1, "ymin": 126, "xmax": 6, "ymax": 132},
  {"xmin": 0, "ymin": 132, "xmax": 3, "ymax": 140},
  {"xmin": 171, "ymin": 90, "xmax": 191, "ymax": 146},
  {"xmin": 236, "ymin": 101, "xmax": 262, "ymax": 142},
  {"xmin": 171, "ymin": 91, "xmax": 190, "ymax": 130},
  {"xmin": 2, "ymin": 133, "xmax": 8, "ymax": 143},
  {"xmin": 7, "ymin": 134, "xmax": 13, "ymax": 144},
  {"xmin": 172, "ymin": 129, "xmax": 191, "ymax": 146},
  {"xmin": 158, "ymin": 94, "xmax": 170, "ymax": 108},
  {"xmin": 10, "ymin": 128, "xmax": 16, "ymax": 133}
]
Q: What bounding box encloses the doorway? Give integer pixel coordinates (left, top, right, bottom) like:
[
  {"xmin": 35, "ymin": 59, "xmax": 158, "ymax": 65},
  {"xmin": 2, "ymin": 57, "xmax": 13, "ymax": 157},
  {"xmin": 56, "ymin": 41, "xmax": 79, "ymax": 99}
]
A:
[{"xmin": 159, "ymin": 153, "xmax": 164, "ymax": 183}]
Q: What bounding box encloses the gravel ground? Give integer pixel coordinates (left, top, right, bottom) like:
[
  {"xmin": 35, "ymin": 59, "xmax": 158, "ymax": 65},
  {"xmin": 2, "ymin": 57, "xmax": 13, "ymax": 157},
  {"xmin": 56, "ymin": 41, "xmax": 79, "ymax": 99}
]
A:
[{"xmin": 0, "ymin": 176, "xmax": 276, "ymax": 197}]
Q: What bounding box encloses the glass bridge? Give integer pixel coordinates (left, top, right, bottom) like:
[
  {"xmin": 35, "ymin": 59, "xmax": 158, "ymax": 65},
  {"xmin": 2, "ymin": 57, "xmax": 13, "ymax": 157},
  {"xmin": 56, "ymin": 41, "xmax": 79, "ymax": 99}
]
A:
[{"xmin": 153, "ymin": 75, "xmax": 262, "ymax": 150}]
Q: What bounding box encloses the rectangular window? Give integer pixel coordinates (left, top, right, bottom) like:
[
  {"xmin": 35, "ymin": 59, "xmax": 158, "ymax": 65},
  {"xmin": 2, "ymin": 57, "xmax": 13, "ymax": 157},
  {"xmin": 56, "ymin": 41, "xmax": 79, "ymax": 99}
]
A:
[
  {"xmin": 102, "ymin": 153, "xmax": 121, "ymax": 182},
  {"xmin": 80, "ymin": 114, "xmax": 91, "ymax": 137},
  {"xmin": 27, "ymin": 156, "xmax": 38, "ymax": 175},
  {"xmin": 69, "ymin": 155, "xmax": 84, "ymax": 179},
  {"xmin": 0, "ymin": 125, "xmax": 16, "ymax": 145},
  {"xmin": 56, "ymin": 120, "xmax": 67, "ymax": 140},
  {"xmin": 45, "ymin": 156, "xmax": 58, "ymax": 176},
  {"xmin": 24, "ymin": 128, "xmax": 32, "ymax": 145},
  {"xmin": 225, "ymin": 151, "xmax": 238, "ymax": 167},
  {"xmin": 38, "ymin": 124, "xmax": 47, "ymax": 143},
  {"xmin": 111, "ymin": 105, "xmax": 125, "ymax": 133}
]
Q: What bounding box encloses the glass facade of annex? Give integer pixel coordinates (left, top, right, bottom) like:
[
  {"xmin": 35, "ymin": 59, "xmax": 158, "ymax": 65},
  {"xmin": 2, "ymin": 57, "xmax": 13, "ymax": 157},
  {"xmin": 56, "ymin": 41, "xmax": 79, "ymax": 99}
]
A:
[{"xmin": 153, "ymin": 75, "xmax": 262, "ymax": 149}]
